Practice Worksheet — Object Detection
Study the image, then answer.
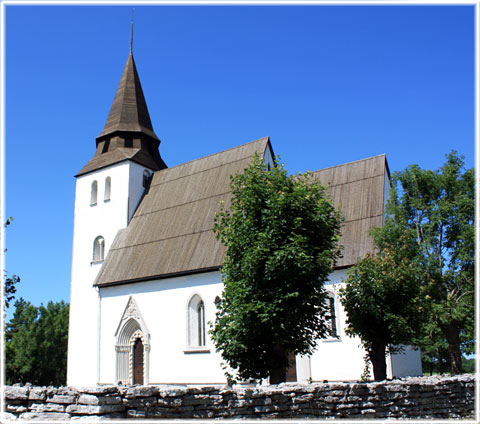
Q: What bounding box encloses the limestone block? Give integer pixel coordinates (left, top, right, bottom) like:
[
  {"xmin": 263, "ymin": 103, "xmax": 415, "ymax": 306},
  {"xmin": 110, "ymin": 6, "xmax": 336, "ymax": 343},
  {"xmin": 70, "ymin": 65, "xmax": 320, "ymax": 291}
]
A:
[
  {"xmin": 47, "ymin": 394, "xmax": 76, "ymax": 404},
  {"xmin": 28, "ymin": 388, "xmax": 46, "ymax": 401},
  {"xmin": 5, "ymin": 386, "xmax": 29, "ymax": 400},
  {"xmin": 123, "ymin": 396, "xmax": 157, "ymax": 408},
  {"xmin": 66, "ymin": 404, "xmax": 125, "ymax": 415},
  {"xmin": 19, "ymin": 412, "xmax": 71, "ymax": 420},
  {"xmin": 157, "ymin": 397, "xmax": 182, "ymax": 407},
  {"xmin": 125, "ymin": 386, "xmax": 159, "ymax": 398},
  {"xmin": 78, "ymin": 394, "xmax": 122, "ymax": 405},
  {"xmin": 77, "ymin": 386, "xmax": 118, "ymax": 395},
  {"xmin": 6, "ymin": 405, "xmax": 28, "ymax": 413},
  {"xmin": 29, "ymin": 403, "xmax": 65, "ymax": 412}
]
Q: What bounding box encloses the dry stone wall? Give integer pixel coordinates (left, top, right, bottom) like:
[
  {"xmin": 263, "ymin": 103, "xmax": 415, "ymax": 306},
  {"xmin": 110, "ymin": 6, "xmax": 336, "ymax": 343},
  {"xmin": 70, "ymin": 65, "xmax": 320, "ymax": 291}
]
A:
[{"xmin": 4, "ymin": 374, "xmax": 474, "ymax": 420}]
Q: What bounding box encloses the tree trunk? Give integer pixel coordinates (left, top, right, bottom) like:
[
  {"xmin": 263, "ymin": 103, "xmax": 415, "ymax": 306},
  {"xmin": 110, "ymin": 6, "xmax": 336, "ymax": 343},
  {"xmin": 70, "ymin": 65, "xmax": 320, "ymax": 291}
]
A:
[
  {"xmin": 369, "ymin": 342, "xmax": 387, "ymax": 381},
  {"xmin": 446, "ymin": 320, "xmax": 462, "ymax": 374},
  {"xmin": 269, "ymin": 344, "xmax": 287, "ymax": 384}
]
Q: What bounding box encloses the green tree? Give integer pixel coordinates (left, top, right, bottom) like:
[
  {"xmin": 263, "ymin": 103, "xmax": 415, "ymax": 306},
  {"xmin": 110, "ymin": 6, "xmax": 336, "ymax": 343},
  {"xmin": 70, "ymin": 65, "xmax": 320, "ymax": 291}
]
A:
[
  {"xmin": 211, "ymin": 155, "xmax": 342, "ymax": 383},
  {"xmin": 5, "ymin": 299, "xmax": 69, "ymax": 386},
  {"xmin": 339, "ymin": 245, "xmax": 422, "ymax": 381},
  {"xmin": 372, "ymin": 151, "xmax": 474, "ymax": 375},
  {"xmin": 4, "ymin": 217, "xmax": 20, "ymax": 308}
]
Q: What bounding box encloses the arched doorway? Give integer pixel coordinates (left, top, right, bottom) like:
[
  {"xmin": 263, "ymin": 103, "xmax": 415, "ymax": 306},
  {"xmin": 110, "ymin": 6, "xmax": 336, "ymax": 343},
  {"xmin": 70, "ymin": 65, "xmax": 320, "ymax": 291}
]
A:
[
  {"xmin": 133, "ymin": 337, "xmax": 144, "ymax": 385},
  {"xmin": 115, "ymin": 297, "xmax": 150, "ymax": 385}
]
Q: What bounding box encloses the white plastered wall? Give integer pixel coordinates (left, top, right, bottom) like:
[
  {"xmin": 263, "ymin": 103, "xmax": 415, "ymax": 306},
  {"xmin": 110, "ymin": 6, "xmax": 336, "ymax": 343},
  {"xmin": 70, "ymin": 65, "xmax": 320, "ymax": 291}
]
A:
[
  {"xmin": 309, "ymin": 269, "xmax": 369, "ymax": 382},
  {"xmin": 98, "ymin": 271, "xmax": 227, "ymax": 385},
  {"xmin": 67, "ymin": 160, "xmax": 156, "ymax": 386}
]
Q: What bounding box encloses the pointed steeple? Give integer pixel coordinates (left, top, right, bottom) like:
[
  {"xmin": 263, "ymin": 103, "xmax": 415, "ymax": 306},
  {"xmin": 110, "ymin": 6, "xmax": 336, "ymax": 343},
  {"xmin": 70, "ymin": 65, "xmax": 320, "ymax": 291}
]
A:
[
  {"xmin": 76, "ymin": 52, "xmax": 166, "ymax": 177},
  {"xmin": 97, "ymin": 53, "xmax": 159, "ymax": 142}
]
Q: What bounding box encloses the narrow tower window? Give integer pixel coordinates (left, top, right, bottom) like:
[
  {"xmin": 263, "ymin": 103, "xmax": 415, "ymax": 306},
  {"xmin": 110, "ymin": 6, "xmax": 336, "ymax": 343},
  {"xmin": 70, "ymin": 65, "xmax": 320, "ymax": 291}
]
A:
[
  {"xmin": 93, "ymin": 236, "xmax": 105, "ymax": 262},
  {"xmin": 104, "ymin": 177, "xmax": 111, "ymax": 202},
  {"xmin": 143, "ymin": 170, "xmax": 151, "ymax": 188},
  {"xmin": 91, "ymin": 181, "xmax": 98, "ymax": 206},
  {"xmin": 187, "ymin": 295, "xmax": 206, "ymax": 347}
]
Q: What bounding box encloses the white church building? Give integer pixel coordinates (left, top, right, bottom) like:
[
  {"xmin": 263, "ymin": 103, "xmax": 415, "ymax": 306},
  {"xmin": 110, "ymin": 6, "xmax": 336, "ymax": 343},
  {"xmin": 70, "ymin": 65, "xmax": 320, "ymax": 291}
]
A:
[{"xmin": 67, "ymin": 50, "xmax": 422, "ymax": 386}]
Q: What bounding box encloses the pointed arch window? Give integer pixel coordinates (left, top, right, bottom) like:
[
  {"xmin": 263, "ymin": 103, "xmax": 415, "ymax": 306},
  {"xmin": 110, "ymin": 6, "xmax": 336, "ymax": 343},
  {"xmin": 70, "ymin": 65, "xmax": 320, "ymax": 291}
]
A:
[
  {"xmin": 325, "ymin": 292, "xmax": 338, "ymax": 338},
  {"xmin": 104, "ymin": 177, "xmax": 111, "ymax": 202},
  {"xmin": 93, "ymin": 236, "xmax": 105, "ymax": 263},
  {"xmin": 90, "ymin": 180, "xmax": 98, "ymax": 206},
  {"xmin": 187, "ymin": 294, "xmax": 206, "ymax": 348}
]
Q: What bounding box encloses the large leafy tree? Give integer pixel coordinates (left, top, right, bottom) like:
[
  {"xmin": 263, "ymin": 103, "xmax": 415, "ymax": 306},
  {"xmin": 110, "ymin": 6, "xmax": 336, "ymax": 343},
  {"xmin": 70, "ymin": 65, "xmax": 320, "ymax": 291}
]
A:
[
  {"xmin": 5, "ymin": 299, "xmax": 69, "ymax": 386},
  {"xmin": 339, "ymin": 245, "xmax": 422, "ymax": 381},
  {"xmin": 372, "ymin": 151, "xmax": 474, "ymax": 375},
  {"xmin": 211, "ymin": 155, "xmax": 342, "ymax": 383}
]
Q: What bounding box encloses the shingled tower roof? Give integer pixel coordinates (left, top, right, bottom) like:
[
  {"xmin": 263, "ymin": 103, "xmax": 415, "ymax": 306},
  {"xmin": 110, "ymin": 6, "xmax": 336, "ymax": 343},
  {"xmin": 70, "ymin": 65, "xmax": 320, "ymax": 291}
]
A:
[
  {"xmin": 77, "ymin": 52, "xmax": 166, "ymax": 176},
  {"xmin": 97, "ymin": 53, "xmax": 159, "ymax": 142}
]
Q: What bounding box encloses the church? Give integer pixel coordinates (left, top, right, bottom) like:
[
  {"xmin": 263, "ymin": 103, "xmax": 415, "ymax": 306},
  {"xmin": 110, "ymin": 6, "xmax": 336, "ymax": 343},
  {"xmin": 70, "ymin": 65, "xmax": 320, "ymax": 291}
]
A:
[{"xmin": 66, "ymin": 49, "xmax": 422, "ymax": 387}]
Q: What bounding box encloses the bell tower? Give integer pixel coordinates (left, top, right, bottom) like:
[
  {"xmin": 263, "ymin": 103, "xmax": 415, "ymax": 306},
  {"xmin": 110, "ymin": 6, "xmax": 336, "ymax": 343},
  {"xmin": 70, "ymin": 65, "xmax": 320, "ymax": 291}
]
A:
[{"xmin": 67, "ymin": 49, "xmax": 166, "ymax": 386}]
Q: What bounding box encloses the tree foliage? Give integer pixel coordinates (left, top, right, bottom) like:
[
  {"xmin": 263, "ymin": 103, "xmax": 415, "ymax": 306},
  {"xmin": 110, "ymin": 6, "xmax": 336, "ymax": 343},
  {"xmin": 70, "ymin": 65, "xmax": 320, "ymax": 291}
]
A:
[
  {"xmin": 5, "ymin": 299, "xmax": 69, "ymax": 386},
  {"xmin": 372, "ymin": 151, "xmax": 474, "ymax": 375},
  {"xmin": 210, "ymin": 155, "xmax": 342, "ymax": 383},
  {"xmin": 4, "ymin": 217, "xmax": 20, "ymax": 308},
  {"xmin": 339, "ymin": 245, "xmax": 422, "ymax": 381}
]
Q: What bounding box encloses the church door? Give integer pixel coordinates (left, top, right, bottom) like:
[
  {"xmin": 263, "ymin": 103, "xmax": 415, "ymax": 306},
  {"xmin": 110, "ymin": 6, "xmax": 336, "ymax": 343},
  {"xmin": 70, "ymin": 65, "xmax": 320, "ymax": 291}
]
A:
[{"xmin": 133, "ymin": 338, "xmax": 144, "ymax": 385}]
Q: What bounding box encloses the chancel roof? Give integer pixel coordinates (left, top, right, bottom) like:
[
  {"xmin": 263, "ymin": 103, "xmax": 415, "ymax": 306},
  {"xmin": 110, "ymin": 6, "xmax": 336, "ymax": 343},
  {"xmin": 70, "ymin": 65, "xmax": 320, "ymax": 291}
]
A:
[
  {"xmin": 312, "ymin": 154, "xmax": 389, "ymax": 268},
  {"xmin": 95, "ymin": 141, "xmax": 389, "ymax": 287}
]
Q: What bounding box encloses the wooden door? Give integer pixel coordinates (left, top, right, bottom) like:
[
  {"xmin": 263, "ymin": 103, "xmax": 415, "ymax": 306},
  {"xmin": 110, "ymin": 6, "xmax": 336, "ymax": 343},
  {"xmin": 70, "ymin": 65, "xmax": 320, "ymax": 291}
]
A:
[{"xmin": 133, "ymin": 338, "xmax": 144, "ymax": 385}]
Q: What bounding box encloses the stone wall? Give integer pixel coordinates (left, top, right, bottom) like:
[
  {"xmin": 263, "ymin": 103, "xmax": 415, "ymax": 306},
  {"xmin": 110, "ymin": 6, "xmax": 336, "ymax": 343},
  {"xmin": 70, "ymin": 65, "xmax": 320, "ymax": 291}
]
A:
[{"xmin": 4, "ymin": 374, "xmax": 474, "ymax": 420}]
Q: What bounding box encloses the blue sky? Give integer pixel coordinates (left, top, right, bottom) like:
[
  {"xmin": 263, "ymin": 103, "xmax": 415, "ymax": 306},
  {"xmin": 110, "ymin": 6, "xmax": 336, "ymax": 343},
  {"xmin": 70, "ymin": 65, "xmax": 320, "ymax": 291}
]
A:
[{"xmin": 4, "ymin": 4, "xmax": 475, "ymax": 318}]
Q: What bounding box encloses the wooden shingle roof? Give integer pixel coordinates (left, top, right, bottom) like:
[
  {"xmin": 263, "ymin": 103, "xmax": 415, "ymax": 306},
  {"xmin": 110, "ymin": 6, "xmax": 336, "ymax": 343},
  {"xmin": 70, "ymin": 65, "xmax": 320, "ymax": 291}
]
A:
[
  {"xmin": 94, "ymin": 137, "xmax": 272, "ymax": 287},
  {"xmin": 77, "ymin": 53, "xmax": 166, "ymax": 177},
  {"xmin": 95, "ymin": 143, "xmax": 388, "ymax": 287},
  {"xmin": 97, "ymin": 53, "xmax": 159, "ymax": 142},
  {"xmin": 311, "ymin": 154, "xmax": 389, "ymax": 268}
]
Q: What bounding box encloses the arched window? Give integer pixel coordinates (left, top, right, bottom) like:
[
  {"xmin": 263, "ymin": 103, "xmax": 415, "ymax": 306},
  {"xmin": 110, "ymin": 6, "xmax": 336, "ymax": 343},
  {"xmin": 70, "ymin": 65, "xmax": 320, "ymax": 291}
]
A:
[
  {"xmin": 90, "ymin": 180, "xmax": 98, "ymax": 206},
  {"xmin": 104, "ymin": 176, "xmax": 111, "ymax": 202},
  {"xmin": 188, "ymin": 294, "xmax": 206, "ymax": 347},
  {"xmin": 326, "ymin": 293, "xmax": 338, "ymax": 338},
  {"xmin": 143, "ymin": 170, "xmax": 151, "ymax": 188},
  {"xmin": 93, "ymin": 236, "xmax": 105, "ymax": 262}
]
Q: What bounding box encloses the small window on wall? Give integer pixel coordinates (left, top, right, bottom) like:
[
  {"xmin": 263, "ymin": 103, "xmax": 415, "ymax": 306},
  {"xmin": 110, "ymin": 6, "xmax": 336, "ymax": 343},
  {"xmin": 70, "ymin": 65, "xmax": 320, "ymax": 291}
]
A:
[
  {"xmin": 93, "ymin": 236, "xmax": 105, "ymax": 262},
  {"xmin": 90, "ymin": 181, "xmax": 98, "ymax": 206},
  {"xmin": 104, "ymin": 177, "xmax": 111, "ymax": 202},
  {"xmin": 188, "ymin": 294, "xmax": 206, "ymax": 347},
  {"xmin": 143, "ymin": 170, "xmax": 151, "ymax": 188},
  {"xmin": 326, "ymin": 293, "xmax": 338, "ymax": 338}
]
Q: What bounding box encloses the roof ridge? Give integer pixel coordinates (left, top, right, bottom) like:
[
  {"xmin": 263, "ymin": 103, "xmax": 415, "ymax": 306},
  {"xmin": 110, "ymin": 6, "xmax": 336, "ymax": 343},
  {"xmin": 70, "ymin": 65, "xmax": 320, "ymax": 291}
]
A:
[
  {"xmin": 310, "ymin": 153, "xmax": 386, "ymax": 174},
  {"xmin": 154, "ymin": 136, "xmax": 269, "ymax": 175}
]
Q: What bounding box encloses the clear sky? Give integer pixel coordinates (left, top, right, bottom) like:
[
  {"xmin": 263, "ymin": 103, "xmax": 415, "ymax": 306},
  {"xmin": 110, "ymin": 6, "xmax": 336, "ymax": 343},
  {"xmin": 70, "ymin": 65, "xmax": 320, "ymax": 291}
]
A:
[{"xmin": 3, "ymin": 3, "xmax": 475, "ymax": 319}]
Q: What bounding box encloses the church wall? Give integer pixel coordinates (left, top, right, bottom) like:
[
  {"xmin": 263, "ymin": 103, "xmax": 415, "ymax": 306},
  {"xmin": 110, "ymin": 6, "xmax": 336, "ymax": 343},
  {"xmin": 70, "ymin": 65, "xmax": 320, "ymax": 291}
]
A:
[
  {"xmin": 310, "ymin": 268, "xmax": 368, "ymax": 382},
  {"xmin": 95, "ymin": 265, "xmax": 422, "ymax": 386},
  {"xmin": 98, "ymin": 271, "xmax": 227, "ymax": 385}
]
